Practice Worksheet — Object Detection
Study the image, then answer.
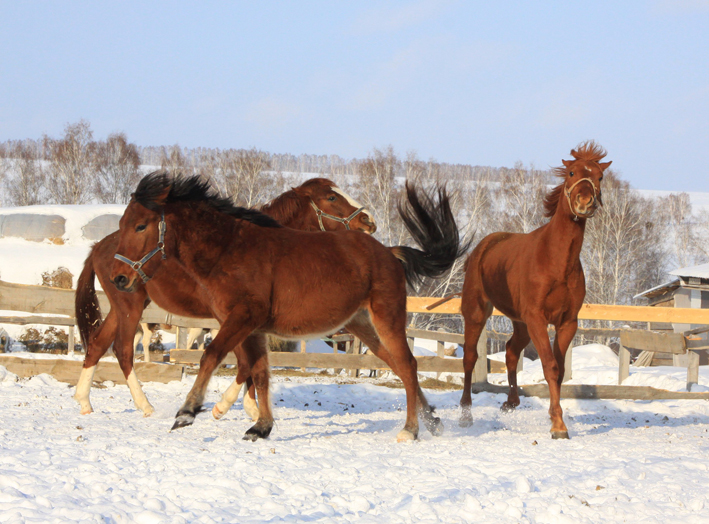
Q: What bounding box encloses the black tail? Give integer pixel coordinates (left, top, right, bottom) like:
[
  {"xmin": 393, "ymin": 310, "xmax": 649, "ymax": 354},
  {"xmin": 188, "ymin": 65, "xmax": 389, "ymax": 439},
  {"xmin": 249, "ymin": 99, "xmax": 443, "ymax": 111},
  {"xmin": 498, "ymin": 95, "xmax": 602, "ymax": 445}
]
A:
[
  {"xmin": 75, "ymin": 247, "xmax": 103, "ymax": 350},
  {"xmin": 392, "ymin": 182, "xmax": 472, "ymax": 287}
]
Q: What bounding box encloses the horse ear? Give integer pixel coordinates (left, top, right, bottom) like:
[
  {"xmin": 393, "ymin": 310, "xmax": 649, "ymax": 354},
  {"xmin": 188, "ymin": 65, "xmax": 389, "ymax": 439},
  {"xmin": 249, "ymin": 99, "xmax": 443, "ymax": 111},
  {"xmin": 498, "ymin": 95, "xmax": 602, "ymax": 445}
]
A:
[
  {"xmin": 562, "ymin": 159, "xmax": 573, "ymax": 168},
  {"xmin": 599, "ymin": 161, "xmax": 612, "ymax": 171},
  {"xmin": 154, "ymin": 185, "xmax": 171, "ymax": 206}
]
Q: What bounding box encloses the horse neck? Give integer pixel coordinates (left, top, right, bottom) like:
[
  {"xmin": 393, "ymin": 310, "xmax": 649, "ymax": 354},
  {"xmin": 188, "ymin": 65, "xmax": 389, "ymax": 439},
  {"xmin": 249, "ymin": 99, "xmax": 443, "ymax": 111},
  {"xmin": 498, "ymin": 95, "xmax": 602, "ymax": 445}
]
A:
[
  {"xmin": 168, "ymin": 205, "xmax": 234, "ymax": 275},
  {"xmin": 260, "ymin": 192, "xmax": 314, "ymax": 229},
  {"xmin": 543, "ymin": 200, "xmax": 587, "ymax": 271}
]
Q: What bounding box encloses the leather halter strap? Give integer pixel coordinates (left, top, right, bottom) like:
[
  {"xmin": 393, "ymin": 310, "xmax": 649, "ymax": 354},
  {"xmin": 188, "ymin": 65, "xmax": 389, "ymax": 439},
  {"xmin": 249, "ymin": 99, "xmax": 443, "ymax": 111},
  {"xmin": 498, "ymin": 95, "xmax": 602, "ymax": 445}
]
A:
[
  {"xmin": 309, "ymin": 200, "xmax": 366, "ymax": 231},
  {"xmin": 564, "ymin": 177, "xmax": 598, "ymax": 221},
  {"xmin": 114, "ymin": 212, "xmax": 167, "ymax": 284}
]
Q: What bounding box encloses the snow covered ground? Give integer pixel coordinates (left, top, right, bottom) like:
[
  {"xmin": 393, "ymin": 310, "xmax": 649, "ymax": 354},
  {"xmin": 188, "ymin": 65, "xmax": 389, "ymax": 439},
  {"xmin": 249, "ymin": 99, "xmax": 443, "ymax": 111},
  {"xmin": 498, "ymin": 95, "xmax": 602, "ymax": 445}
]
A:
[{"xmin": 2, "ymin": 343, "xmax": 709, "ymax": 523}]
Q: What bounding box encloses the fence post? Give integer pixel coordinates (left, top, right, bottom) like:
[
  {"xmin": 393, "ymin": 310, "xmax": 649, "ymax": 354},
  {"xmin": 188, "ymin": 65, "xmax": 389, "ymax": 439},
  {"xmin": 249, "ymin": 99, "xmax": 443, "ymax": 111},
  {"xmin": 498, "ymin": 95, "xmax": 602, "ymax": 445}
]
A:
[
  {"xmin": 67, "ymin": 325, "xmax": 75, "ymax": 356},
  {"xmin": 562, "ymin": 347, "xmax": 573, "ymax": 383},
  {"xmin": 687, "ymin": 350, "xmax": 700, "ymax": 391},
  {"xmin": 474, "ymin": 329, "xmax": 488, "ymax": 383},
  {"xmin": 618, "ymin": 344, "xmax": 630, "ymax": 384},
  {"xmin": 517, "ymin": 347, "xmax": 524, "ymax": 373},
  {"xmin": 300, "ymin": 340, "xmax": 307, "ymax": 373},
  {"xmin": 177, "ymin": 328, "xmax": 188, "ymax": 350},
  {"xmin": 436, "ymin": 340, "xmax": 445, "ymax": 380}
]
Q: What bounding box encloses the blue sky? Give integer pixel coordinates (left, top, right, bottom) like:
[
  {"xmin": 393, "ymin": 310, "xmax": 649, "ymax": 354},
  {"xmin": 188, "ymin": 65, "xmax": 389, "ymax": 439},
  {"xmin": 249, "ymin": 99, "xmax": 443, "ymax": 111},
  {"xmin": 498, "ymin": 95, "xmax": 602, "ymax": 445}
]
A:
[{"xmin": 1, "ymin": 1, "xmax": 708, "ymax": 191}]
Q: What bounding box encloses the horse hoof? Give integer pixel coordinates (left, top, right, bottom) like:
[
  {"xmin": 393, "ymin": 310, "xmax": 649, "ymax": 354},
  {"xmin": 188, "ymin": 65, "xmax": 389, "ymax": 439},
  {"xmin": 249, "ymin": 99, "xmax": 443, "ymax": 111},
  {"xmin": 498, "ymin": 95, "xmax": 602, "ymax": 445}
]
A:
[
  {"xmin": 551, "ymin": 431, "xmax": 570, "ymax": 440},
  {"xmin": 171, "ymin": 412, "xmax": 195, "ymax": 431},
  {"xmin": 425, "ymin": 417, "xmax": 444, "ymax": 437},
  {"xmin": 80, "ymin": 408, "xmax": 93, "ymax": 415},
  {"xmin": 142, "ymin": 405, "xmax": 155, "ymax": 417},
  {"xmin": 500, "ymin": 402, "xmax": 517, "ymax": 413},
  {"xmin": 243, "ymin": 424, "xmax": 272, "ymax": 441},
  {"xmin": 396, "ymin": 429, "xmax": 417, "ymax": 442},
  {"xmin": 212, "ymin": 405, "xmax": 225, "ymax": 420}
]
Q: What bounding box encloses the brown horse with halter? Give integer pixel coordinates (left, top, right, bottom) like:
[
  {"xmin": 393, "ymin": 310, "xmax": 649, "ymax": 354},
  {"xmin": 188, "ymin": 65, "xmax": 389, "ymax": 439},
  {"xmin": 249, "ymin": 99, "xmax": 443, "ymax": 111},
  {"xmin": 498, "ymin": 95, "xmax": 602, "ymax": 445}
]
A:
[
  {"xmin": 459, "ymin": 141, "xmax": 610, "ymax": 439},
  {"xmin": 74, "ymin": 178, "xmax": 376, "ymax": 416},
  {"xmin": 109, "ymin": 173, "xmax": 465, "ymax": 441}
]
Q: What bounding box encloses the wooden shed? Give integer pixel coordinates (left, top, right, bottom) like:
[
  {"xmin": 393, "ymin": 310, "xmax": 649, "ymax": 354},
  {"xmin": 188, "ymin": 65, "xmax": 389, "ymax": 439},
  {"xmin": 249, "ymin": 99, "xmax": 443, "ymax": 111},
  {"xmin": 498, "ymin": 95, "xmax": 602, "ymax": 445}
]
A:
[{"xmin": 634, "ymin": 263, "xmax": 709, "ymax": 365}]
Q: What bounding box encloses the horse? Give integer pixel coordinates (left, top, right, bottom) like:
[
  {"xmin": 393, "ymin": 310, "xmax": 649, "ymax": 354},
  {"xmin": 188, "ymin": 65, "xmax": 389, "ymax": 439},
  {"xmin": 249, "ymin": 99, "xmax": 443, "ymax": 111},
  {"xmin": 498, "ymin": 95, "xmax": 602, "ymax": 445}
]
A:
[
  {"xmin": 74, "ymin": 177, "xmax": 376, "ymax": 417},
  {"xmin": 109, "ymin": 172, "xmax": 466, "ymax": 441},
  {"xmin": 458, "ymin": 141, "xmax": 611, "ymax": 439}
]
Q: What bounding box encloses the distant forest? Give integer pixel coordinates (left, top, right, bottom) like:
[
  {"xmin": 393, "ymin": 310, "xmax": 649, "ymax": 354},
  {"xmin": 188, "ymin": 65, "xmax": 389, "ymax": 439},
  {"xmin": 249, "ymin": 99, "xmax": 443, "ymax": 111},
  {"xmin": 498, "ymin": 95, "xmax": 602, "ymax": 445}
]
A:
[{"xmin": 1, "ymin": 120, "xmax": 707, "ymax": 332}]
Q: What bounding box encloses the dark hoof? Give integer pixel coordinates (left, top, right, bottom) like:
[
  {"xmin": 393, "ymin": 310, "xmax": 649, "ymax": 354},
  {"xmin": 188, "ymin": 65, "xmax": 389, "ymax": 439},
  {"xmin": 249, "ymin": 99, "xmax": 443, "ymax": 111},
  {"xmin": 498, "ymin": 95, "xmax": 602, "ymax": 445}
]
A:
[
  {"xmin": 243, "ymin": 424, "xmax": 272, "ymax": 441},
  {"xmin": 551, "ymin": 431, "xmax": 570, "ymax": 440},
  {"xmin": 500, "ymin": 402, "xmax": 518, "ymax": 413},
  {"xmin": 424, "ymin": 416, "xmax": 444, "ymax": 437},
  {"xmin": 171, "ymin": 408, "xmax": 200, "ymax": 431}
]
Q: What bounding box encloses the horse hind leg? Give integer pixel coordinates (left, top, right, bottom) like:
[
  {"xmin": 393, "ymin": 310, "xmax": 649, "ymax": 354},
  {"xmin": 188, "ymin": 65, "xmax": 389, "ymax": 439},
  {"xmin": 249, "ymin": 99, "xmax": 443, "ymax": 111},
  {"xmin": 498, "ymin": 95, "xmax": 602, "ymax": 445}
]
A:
[
  {"xmin": 346, "ymin": 312, "xmax": 443, "ymax": 437},
  {"xmin": 74, "ymin": 309, "xmax": 119, "ymax": 414},
  {"xmin": 459, "ymin": 313, "xmax": 489, "ymax": 428},
  {"xmin": 501, "ymin": 322, "xmax": 530, "ymax": 413},
  {"xmin": 117, "ymin": 318, "xmax": 154, "ymax": 416}
]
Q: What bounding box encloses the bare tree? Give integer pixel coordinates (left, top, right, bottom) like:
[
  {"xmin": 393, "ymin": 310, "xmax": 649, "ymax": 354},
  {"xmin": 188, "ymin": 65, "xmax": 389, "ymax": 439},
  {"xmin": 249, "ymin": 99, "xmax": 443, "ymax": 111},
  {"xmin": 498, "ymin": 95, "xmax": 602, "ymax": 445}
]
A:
[
  {"xmin": 493, "ymin": 162, "xmax": 550, "ymax": 234},
  {"xmin": 159, "ymin": 145, "xmax": 194, "ymax": 177},
  {"xmin": 94, "ymin": 133, "xmax": 141, "ymax": 204},
  {"xmin": 2, "ymin": 140, "xmax": 47, "ymax": 206},
  {"xmin": 354, "ymin": 146, "xmax": 407, "ymax": 246},
  {"xmin": 44, "ymin": 120, "xmax": 97, "ymax": 204}
]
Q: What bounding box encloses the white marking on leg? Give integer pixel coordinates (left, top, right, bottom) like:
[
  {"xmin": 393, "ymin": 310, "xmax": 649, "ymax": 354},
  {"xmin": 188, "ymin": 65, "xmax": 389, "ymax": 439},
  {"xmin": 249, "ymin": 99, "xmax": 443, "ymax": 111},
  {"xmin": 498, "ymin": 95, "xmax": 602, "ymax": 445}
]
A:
[
  {"xmin": 74, "ymin": 366, "xmax": 96, "ymax": 414},
  {"xmin": 126, "ymin": 370, "xmax": 155, "ymax": 416},
  {"xmin": 332, "ymin": 187, "xmax": 375, "ymax": 225},
  {"xmin": 213, "ymin": 379, "xmax": 244, "ymax": 419},
  {"xmin": 243, "ymin": 388, "xmax": 260, "ymax": 421}
]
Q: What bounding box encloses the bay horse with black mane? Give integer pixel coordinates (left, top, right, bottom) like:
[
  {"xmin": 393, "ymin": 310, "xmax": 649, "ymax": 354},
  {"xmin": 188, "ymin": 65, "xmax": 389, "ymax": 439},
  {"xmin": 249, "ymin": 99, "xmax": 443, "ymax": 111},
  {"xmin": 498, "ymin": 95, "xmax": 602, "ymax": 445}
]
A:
[
  {"xmin": 109, "ymin": 173, "xmax": 466, "ymax": 441},
  {"xmin": 74, "ymin": 178, "xmax": 376, "ymax": 416},
  {"xmin": 459, "ymin": 141, "xmax": 611, "ymax": 439}
]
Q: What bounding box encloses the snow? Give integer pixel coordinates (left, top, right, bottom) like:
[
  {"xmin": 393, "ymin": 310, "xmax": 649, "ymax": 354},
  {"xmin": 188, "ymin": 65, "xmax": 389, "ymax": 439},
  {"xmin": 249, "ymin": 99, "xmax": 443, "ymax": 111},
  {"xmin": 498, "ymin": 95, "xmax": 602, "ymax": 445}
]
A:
[
  {"xmin": 2, "ymin": 364, "xmax": 709, "ymax": 522},
  {"xmin": 670, "ymin": 263, "xmax": 709, "ymax": 280}
]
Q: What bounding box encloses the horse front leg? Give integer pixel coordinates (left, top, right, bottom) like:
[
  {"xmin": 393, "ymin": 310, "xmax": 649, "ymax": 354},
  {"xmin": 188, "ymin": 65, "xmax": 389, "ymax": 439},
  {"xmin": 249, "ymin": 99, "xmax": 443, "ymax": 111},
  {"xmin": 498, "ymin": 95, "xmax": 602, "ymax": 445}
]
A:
[
  {"xmin": 173, "ymin": 311, "xmax": 267, "ymax": 437},
  {"xmin": 554, "ymin": 320, "xmax": 578, "ymax": 388},
  {"xmin": 526, "ymin": 317, "xmax": 568, "ymax": 439},
  {"xmin": 501, "ymin": 321, "xmax": 530, "ymax": 412},
  {"xmin": 459, "ymin": 315, "xmax": 488, "ymax": 428}
]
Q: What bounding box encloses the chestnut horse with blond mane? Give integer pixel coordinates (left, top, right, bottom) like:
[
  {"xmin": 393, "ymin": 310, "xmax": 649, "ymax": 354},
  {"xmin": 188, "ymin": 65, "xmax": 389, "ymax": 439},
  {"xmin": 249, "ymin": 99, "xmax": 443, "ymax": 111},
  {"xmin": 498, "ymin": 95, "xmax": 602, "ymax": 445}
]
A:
[
  {"xmin": 459, "ymin": 141, "xmax": 611, "ymax": 439},
  {"xmin": 74, "ymin": 177, "xmax": 376, "ymax": 416},
  {"xmin": 109, "ymin": 173, "xmax": 466, "ymax": 441}
]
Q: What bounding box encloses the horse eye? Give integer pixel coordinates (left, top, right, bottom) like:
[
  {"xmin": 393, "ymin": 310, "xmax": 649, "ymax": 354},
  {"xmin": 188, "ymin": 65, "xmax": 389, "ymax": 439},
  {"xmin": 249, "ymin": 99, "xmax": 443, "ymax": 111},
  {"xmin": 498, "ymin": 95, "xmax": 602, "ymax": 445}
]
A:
[
  {"xmin": 136, "ymin": 224, "xmax": 147, "ymax": 232},
  {"xmin": 569, "ymin": 171, "xmax": 574, "ymax": 177},
  {"xmin": 327, "ymin": 196, "xmax": 337, "ymax": 202}
]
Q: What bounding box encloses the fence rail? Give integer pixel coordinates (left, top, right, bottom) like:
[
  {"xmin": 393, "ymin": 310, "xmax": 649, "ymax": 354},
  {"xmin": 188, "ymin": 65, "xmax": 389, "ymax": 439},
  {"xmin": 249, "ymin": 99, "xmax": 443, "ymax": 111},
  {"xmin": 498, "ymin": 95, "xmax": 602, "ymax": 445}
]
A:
[{"xmin": 1, "ymin": 280, "xmax": 707, "ymax": 399}]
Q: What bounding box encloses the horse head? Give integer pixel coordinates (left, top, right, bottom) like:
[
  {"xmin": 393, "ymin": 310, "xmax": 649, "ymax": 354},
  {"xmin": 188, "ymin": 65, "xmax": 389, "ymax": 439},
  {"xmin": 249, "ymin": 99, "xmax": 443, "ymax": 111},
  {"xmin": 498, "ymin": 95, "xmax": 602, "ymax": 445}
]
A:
[
  {"xmin": 111, "ymin": 174, "xmax": 172, "ymax": 292},
  {"xmin": 294, "ymin": 178, "xmax": 377, "ymax": 233},
  {"xmin": 548, "ymin": 141, "xmax": 611, "ymax": 221}
]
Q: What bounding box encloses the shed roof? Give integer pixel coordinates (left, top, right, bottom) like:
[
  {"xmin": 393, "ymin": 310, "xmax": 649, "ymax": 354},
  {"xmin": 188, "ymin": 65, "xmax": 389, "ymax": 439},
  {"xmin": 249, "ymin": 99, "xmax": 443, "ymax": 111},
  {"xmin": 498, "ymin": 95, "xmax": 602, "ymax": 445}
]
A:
[{"xmin": 669, "ymin": 263, "xmax": 709, "ymax": 280}]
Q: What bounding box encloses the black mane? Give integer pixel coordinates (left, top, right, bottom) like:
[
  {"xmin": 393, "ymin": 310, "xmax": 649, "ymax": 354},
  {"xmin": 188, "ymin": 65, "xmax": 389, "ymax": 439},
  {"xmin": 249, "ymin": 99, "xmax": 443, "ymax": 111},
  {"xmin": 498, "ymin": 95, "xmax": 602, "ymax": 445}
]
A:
[{"xmin": 133, "ymin": 171, "xmax": 282, "ymax": 228}]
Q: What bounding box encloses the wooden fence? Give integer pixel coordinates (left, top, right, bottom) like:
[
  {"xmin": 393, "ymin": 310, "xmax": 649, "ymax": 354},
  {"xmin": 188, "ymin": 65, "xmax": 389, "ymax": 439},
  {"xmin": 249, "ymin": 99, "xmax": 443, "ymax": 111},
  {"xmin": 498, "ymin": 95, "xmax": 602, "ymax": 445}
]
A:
[{"xmin": 1, "ymin": 279, "xmax": 708, "ymax": 399}]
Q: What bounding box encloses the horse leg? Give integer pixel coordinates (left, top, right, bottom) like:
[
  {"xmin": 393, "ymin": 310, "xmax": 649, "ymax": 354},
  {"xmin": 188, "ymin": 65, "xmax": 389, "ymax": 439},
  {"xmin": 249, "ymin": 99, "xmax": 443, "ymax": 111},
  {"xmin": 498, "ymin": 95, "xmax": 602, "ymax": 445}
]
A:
[
  {"xmin": 213, "ymin": 343, "xmax": 259, "ymax": 421},
  {"xmin": 139, "ymin": 323, "xmax": 152, "ymax": 359},
  {"xmin": 173, "ymin": 311, "xmax": 266, "ymax": 433},
  {"xmin": 239, "ymin": 334, "xmax": 273, "ymax": 441},
  {"xmin": 501, "ymin": 321, "xmax": 531, "ymax": 412},
  {"xmin": 345, "ymin": 313, "xmax": 443, "ymax": 437},
  {"xmin": 186, "ymin": 327, "xmax": 202, "ymax": 350},
  {"xmin": 554, "ymin": 320, "xmax": 578, "ymax": 387},
  {"xmin": 526, "ymin": 317, "xmax": 568, "ymax": 439},
  {"xmin": 115, "ymin": 311, "xmax": 155, "ymax": 416},
  {"xmin": 74, "ymin": 309, "xmax": 119, "ymax": 414},
  {"xmin": 366, "ymin": 303, "xmax": 421, "ymax": 442},
  {"xmin": 459, "ymin": 313, "xmax": 489, "ymax": 428}
]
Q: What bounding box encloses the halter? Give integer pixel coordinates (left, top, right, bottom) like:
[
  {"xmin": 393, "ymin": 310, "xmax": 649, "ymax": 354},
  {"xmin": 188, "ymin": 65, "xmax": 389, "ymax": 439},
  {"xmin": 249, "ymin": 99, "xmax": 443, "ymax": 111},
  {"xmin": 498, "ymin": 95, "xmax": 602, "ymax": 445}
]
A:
[
  {"xmin": 309, "ymin": 200, "xmax": 366, "ymax": 231},
  {"xmin": 564, "ymin": 177, "xmax": 599, "ymax": 222},
  {"xmin": 114, "ymin": 212, "xmax": 167, "ymax": 284}
]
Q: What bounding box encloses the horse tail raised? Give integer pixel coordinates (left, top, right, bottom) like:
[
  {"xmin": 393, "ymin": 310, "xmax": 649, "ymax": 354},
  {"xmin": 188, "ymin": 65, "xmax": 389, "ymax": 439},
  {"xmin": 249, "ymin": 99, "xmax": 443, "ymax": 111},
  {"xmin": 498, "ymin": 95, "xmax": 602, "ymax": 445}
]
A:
[
  {"xmin": 391, "ymin": 182, "xmax": 472, "ymax": 288},
  {"xmin": 75, "ymin": 247, "xmax": 103, "ymax": 350}
]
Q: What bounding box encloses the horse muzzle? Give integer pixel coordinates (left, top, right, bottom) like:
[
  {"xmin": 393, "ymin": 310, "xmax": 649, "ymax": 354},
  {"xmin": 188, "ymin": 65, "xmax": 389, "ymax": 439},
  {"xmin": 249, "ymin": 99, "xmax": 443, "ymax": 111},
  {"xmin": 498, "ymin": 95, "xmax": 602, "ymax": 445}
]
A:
[{"xmin": 113, "ymin": 274, "xmax": 138, "ymax": 293}]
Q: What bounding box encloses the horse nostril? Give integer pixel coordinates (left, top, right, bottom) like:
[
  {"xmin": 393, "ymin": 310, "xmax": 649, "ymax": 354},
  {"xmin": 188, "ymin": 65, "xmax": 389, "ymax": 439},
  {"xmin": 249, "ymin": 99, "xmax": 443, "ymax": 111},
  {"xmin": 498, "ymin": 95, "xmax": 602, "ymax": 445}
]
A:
[{"xmin": 114, "ymin": 275, "xmax": 129, "ymax": 290}]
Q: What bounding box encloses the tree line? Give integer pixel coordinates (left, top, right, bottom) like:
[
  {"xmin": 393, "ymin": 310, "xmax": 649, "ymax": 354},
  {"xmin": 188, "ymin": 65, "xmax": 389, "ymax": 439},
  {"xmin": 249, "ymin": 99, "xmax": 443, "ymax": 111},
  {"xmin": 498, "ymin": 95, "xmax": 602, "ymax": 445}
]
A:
[{"xmin": 1, "ymin": 121, "xmax": 707, "ymax": 327}]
